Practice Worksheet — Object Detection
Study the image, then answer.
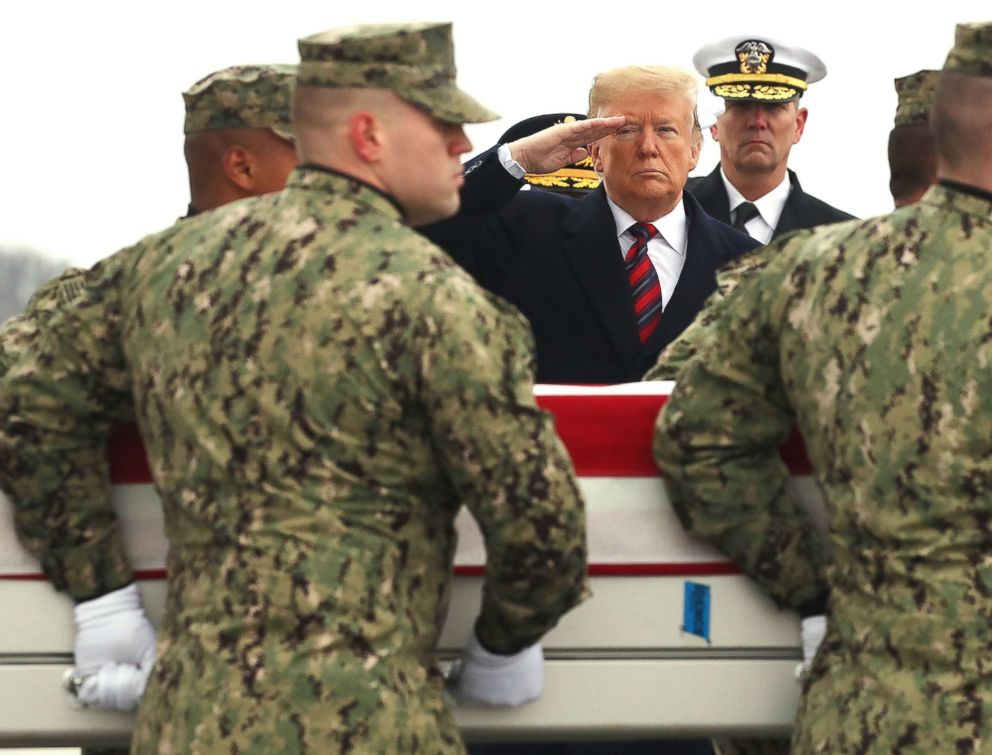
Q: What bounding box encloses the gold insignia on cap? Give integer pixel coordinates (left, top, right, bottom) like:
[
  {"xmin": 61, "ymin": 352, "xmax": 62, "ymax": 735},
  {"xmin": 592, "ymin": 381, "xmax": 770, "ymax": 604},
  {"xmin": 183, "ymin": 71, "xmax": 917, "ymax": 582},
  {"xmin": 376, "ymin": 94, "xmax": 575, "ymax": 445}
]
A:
[
  {"xmin": 736, "ymin": 40, "xmax": 773, "ymax": 75},
  {"xmin": 752, "ymin": 84, "xmax": 798, "ymax": 101}
]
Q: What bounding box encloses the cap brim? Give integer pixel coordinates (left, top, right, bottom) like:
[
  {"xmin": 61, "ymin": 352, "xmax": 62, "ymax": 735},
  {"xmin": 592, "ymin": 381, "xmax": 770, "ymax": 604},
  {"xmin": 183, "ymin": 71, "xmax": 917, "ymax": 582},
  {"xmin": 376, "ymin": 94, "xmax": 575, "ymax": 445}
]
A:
[{"xmin": 709, "ymin": 81, "xmax": 803, "ymax": 103}]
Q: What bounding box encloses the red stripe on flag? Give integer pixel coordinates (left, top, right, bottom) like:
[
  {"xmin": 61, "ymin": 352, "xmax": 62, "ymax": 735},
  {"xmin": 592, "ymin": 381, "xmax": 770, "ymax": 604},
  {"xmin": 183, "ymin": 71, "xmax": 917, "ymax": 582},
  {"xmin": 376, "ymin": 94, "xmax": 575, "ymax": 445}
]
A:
[
  {"xmin": 106, "ymin": 392, "xmax": 813, "ymax": 484},
  {"xmin": 536, "ymin": 393, "xmax": 667, "ymax": 476},
  {"xmin": 455, "ymin": 562, "xmax": 741, "ymax": 576},
  {"xmin": 108, "ymin": 423, "xmax": 152, "ymax": 484}
]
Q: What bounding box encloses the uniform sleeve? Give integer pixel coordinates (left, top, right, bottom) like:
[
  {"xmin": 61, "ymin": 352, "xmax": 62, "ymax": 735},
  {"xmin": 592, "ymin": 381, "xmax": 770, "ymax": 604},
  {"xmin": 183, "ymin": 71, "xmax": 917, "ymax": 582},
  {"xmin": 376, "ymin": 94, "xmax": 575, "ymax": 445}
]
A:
[
  {"xmin": 653, "ymin": 239, "xmax": 828, "ymax": 610},
  {"xmin": 417, "ymin": 273, "xmax": 589, "ymax": 654},
  {"xmin": 643, "ymin": 244, "xmax": 778, "ymax": 382},
  {"xmin": 0, "ymin": 261, "xmax": 135, "ymax": 601}
]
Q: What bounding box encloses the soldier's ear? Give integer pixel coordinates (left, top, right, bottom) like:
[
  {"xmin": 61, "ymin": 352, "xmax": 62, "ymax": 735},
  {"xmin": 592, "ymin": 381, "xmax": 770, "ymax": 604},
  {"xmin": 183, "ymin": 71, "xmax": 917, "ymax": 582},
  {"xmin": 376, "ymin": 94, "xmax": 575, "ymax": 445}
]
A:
[
  {"xmin": 349, "ymin": 112, "xmax": 384, "ymax": 162},
  {"xmin": 222, "ymin": 145, "xmax": 256, "ymax": 191}
]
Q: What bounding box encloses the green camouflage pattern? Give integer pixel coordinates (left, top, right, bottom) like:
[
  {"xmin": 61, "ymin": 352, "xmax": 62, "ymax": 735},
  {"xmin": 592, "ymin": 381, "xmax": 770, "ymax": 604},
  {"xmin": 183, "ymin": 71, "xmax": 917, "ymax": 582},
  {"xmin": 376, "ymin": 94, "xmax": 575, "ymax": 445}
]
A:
[
  {"xmin": 0, "ymin": 167, "xmax": 589, "ymax": 752},
  {"xmin": 0, "ymin": 267, "xmax": 85, "ymax": 374},
  {"xmin": 297, "ymin": 22, "xmax": 498, "ymax": 125},
  {"xmin": 655, "ymin": 184, "xmax": 992, "ymax": 752},
  {"xmin": 183, "ymin": 64, "xmax": 296, "ymax": 142},
  {"xmin": 944, "ymin": 21, "xmax": 992, "ymax": 78},
  {"xmin": 893, "ymin": 69, "xmax": 939, "ymax": 127},
  {"xmin": 0, "ymin": 267, "xmax": 136, "ymax": 601},
  {"xmin": 643, "ymin": 245, "xmax": 774, "ymax": 381}
]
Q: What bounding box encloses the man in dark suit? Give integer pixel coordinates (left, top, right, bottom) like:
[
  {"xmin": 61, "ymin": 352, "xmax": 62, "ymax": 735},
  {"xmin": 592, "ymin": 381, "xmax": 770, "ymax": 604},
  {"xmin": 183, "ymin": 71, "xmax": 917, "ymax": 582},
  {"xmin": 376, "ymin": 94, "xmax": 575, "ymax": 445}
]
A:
[
  {"xmin": 423, "ymin": 66, "xmax": 758, "ymax": 385},
  {"xmin": 688, "ymin": 36, "xmax": 854, "ymax": 243}
]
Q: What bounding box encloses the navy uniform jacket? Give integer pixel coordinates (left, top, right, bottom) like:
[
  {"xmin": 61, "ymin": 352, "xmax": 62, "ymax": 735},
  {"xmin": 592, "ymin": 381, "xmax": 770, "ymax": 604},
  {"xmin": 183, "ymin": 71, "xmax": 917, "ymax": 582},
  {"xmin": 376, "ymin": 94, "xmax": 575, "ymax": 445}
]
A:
[
  {"xmin": 686, "ymin": 165, "xmax": 855, "ymax": 240},
  {"xmin": 422, "ymin": 148, "xmax": 759, "ymax": 384}
]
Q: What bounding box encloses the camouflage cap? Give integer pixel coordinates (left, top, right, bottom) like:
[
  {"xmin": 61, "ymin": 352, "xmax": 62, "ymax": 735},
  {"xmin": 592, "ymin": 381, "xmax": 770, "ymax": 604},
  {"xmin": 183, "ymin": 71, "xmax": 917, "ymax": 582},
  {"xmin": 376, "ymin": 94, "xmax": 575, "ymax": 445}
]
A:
[
  {"xmin": 183, "ymin": 64, "xmax": 296, "ymax": 141},
  {"xmin": 893, "ymin": 70, "xmax": 939, "ymax": 127},
  {"xmin": 296, "ymin": 22, "xmax": 498, "ymax": 124},
  {"xmin": 943, "ymin": 22, "xmax": 992, "ymax": 77}
]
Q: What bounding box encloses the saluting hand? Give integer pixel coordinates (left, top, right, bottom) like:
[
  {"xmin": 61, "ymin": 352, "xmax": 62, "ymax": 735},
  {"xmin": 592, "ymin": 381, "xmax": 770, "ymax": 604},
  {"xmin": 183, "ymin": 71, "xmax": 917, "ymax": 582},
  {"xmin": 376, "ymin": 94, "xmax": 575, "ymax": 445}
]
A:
[{"xmin": 507, "ymin": 115, "xmax": 626, "ymax": 175}]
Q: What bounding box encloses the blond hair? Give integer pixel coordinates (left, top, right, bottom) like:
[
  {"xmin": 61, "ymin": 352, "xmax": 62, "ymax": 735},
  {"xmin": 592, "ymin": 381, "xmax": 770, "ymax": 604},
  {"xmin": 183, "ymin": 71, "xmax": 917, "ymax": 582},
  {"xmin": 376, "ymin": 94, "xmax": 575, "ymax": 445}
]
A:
[{"xmin": 588, "ymin": 66, "xmax": 702, "ymax": 148}]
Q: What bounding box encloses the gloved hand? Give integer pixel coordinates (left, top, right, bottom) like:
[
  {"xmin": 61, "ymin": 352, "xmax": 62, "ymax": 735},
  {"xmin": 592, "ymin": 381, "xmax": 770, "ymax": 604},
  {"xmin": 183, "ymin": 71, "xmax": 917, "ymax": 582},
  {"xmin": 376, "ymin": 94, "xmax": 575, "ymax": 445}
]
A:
[
  {"xmin": 447, "ymin": 632, "xmax": 543, "ymax": 707},
  {"xmin": 72, "ymin": 583, "xmax": 156, "ymax": 710},
  {"xmin": 76, "ymin": 661, "xmax": 153, "ymax": 711},
  {"xmin": 800, "ymin": 614, "xmax": 827, "ymax": 670}
]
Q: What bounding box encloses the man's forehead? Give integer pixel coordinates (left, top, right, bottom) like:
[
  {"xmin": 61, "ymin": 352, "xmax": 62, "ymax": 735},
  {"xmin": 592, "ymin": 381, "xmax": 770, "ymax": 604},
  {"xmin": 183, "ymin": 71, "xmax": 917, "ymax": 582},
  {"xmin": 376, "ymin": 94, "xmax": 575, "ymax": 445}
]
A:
[
  {"xmin": 600, "ymin": 92, "xmax": 693, "ymax": 119},
  {"xmin": 620, "ymin": 112, "xmax": 685, "ymax": 123}
]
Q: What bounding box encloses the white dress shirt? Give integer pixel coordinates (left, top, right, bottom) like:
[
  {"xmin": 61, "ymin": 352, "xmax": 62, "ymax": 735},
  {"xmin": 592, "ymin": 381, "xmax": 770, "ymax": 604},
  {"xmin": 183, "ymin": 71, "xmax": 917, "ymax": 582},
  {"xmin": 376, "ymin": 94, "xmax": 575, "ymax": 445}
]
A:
[
  {"xmin": 606, "ymin": 197, "xmax": 688, "ymax": 310},
  {"xmin": 721, "ymin": 168, "xmax": 792, "ymax": 245}
]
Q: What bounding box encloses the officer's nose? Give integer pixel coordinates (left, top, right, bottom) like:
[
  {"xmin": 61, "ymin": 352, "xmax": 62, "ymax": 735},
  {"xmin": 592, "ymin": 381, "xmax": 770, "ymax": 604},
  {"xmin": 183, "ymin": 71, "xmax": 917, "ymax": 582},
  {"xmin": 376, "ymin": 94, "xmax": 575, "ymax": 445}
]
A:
[{"xmin": 747, "ymin": 106, "xmax": 770, "ymax": 130}]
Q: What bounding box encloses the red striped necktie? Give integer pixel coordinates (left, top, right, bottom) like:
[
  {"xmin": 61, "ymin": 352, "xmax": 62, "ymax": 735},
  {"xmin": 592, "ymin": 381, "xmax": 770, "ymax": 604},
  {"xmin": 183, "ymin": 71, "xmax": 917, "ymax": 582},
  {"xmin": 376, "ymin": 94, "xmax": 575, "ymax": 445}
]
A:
[{"xmin": 624, "ymin": 222, "xmax": 663, "ymax": 344}]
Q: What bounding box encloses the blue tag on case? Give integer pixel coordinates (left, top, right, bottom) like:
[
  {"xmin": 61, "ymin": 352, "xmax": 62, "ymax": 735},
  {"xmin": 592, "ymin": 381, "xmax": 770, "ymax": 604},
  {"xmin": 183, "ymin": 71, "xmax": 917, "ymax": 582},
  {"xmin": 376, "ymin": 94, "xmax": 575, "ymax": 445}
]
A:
[{"xmin": 682, "ymin": 581, "xmax": 711, "ymax": 642}]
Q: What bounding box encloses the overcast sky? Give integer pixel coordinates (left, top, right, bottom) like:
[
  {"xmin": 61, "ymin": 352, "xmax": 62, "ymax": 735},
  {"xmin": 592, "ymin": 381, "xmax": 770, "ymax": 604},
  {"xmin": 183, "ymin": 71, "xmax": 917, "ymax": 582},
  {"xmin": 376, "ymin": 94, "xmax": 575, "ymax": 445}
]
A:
[{"xmin": 3, "ymin": 1, "xmax": 988, "ymax": 267}]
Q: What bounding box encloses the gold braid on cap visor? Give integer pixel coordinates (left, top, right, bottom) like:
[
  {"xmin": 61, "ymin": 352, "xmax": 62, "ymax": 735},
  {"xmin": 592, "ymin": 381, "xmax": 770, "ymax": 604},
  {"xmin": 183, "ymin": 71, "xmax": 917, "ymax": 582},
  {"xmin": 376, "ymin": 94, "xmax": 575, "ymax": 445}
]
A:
[{"xmin": 707, "ymin": 72, "xmax": 808, "ymax": 101}]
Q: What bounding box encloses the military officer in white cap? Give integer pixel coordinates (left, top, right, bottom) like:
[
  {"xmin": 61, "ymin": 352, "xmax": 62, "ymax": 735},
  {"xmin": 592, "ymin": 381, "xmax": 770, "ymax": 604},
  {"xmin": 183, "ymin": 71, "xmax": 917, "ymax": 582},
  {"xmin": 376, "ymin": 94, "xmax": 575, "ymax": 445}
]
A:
[{"xmin": 688, "ymin": 35, "xmax": 854, "ymax": 243}]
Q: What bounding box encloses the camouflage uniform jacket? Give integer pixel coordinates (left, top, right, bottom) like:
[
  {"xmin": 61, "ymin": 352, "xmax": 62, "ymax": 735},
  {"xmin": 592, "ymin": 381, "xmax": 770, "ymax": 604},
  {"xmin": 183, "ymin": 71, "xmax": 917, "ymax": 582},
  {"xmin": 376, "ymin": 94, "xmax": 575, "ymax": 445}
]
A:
[
  {"xmin": 643, "ymin": 245, "xmax": 774, "ymax": 381},
  {"xmin": 655, "ymin": 184, "xmax": 992, "ymax": 753},
  {"xmin": 0, "ymin": 166, "xmax": 589, "ymax": 754},
  {"xmin": 0, "ymin": 267, "xmax": 86, "ymax": 375}
]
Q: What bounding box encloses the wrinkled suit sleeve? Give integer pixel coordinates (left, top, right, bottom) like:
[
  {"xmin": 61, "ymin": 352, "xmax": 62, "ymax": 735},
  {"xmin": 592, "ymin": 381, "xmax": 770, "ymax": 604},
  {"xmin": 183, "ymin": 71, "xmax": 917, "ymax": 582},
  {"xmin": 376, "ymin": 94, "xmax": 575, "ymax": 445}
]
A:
[
  {"xmin": 0, "ymin": 259, "xmax": 135, "ymax": 601},
  {"xmin": 418, "ymin": 272, "xmax": 589, "ymax": 654},
  {"xmin": 653, "ymin": 236, "xmax": 828, "ymax": 609}
]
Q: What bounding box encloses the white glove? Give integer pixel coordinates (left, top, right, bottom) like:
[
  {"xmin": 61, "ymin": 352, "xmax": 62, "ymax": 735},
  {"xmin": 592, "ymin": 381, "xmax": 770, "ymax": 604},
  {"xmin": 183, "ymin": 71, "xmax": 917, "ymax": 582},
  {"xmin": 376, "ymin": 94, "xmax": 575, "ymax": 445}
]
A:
[
  {"xmin": 447, "ymin": 632, "xmax": 543, "ymax": 707},
  {"xmin": 72, "ymin": 583, "xmax": 156, "ymax": 710},
  {"xmin": 800, "ymin": 614, "xmax": 827, "ymax": 670},
  {"xmin": 74, "ymin": 583, "xmax": 156, "ymax": 672},
  {"xmin": 76, "ymin": 661, "xmax": 152, "ymax": 711}
]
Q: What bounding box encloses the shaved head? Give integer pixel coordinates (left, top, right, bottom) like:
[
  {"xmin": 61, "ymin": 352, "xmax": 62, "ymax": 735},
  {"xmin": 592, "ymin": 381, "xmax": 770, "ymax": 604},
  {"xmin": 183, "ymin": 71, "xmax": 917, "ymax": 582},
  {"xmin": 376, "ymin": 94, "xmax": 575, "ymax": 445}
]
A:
[
  {"xmin": 931, "ymin": 72, "xmax": 992, "ymax": 185},
  {"xmin": 293, "ymin": 86, "xmax": 407, "ymax": 165}
]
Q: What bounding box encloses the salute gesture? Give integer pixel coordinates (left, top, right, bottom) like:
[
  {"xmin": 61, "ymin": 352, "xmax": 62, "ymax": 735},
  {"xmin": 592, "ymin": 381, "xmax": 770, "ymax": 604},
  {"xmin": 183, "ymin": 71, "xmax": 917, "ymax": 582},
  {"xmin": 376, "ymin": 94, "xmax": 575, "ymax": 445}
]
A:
[{"xmin": 507, "ymin": 115, "xmax": 625, "ymax": 175}]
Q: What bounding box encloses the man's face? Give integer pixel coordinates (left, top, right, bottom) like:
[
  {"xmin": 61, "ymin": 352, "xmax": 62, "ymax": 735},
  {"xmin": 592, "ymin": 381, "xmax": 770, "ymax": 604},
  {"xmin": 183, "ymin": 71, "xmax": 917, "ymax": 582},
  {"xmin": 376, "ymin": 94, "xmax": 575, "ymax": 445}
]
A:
[
  {"xmin": 590, "ymin": 91, "xmax": 700, "ymax": 217},
  {"xmin": 711, "ymin": 100, "xmax": 807, "ymax": 176},
  {"xmin": 385, "ymin": 102, "xmax": 473, "ymax": 227}
]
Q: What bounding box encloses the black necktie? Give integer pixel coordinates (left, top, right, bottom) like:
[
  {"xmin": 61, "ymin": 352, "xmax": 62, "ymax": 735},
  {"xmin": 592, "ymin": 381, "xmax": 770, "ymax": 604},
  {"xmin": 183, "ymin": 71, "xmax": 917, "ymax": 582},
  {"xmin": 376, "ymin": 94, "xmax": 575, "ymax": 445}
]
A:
[{"xmin": 732, "ymin": 202, "xmax": 759, "ymax": 231}]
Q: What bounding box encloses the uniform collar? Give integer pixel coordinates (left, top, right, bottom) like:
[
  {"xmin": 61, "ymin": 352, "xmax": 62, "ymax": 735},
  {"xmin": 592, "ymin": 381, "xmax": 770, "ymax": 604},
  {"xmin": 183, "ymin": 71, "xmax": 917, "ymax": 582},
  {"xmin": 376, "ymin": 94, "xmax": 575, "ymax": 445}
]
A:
[
  {"xmin": 937, "ymin": 179, "xmax": 992, "ymax": 205},
  {"xmin": 720, "ymin": 166, "xmax": 792, "ymax": 231},
  {"xmin": 290, "ymin": 164, "xmax": 406, "ymax": 223},
  {"xmin": 923, "ymin": 182, "xmax": 992, "ymax": 218}
]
